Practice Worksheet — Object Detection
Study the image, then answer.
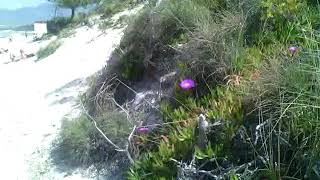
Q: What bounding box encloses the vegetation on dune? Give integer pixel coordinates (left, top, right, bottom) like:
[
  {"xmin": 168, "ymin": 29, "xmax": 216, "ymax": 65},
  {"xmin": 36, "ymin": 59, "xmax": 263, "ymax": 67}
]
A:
[
  {"xmin": 55, "ymin": 0, "xmax": 320, "ymax": 179},
  {"xmin": 97, "ymin": 0, "xmax": 141, "ymax": 18},
  {"xmin": 36, "ymin": 40, "xmax": 61, "ymax": 60},
  {"xmin": 56, "ymin": 111, "xmax": 131, "ymax": 167},
  {"xmin": 45, "ymin": 0, "xmax": 139, "ymax": 37},
  {"xmin": 49, "ymin": 0, "xmax": 96, "ymax": 19}
]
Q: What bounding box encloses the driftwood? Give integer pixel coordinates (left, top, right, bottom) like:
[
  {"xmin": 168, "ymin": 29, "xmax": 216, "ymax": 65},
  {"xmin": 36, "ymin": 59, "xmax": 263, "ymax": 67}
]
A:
[
  {"xmin": 197, "ymin": 114, "xmax": 209, "ymax": 149},
  {"xmin": 0, "ymin": 48, "xmax": 8, "ymax": 54}
]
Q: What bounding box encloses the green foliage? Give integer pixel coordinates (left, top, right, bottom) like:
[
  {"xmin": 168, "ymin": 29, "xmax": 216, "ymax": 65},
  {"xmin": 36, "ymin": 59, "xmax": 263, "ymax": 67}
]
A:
[
  {"xmin": 247, "ymin": 22, "xmax": 320, "ymax": 177},
  {"xmin": 58, "ymin": 115, "xmax": 93, "ymax": 164},
  {"xmin": 59, "ymin": 0, "xmax": 320, "ymax": 179},
  {"xmin": 97, "ymin": 0, "xmax": 139, "ymax": 17},
  {"xmin": 117, "ymin": 0, "xmax": 254, "ymax": 83},
  {"xmin": 58, "ymin": 27, "xmax": 75, "ymax": 38},
  {"xmin": 261, "ymin": 0, "xmax": 304, "ymax": 19},
  {"xmin": 53, "ymin": 0, "xmax": 92, "ymax": 8},
  {"xmin": 233, "ymin": 46, "xmax": 263, "ymax": 74},
  {"xmin": 193, "ymin": 0, "xmax": 226, "ymax": 10},
  {"xmin": 194, "ymin": 143, "xmax": 214, "ymax": 160},
  {"xmin": 259, "ymin": 0, "xmax": 320, "ymax": 44},
  {"xmin": 36, "ymin": 40, "xmax": 61, "ymax": 60},
  {"xmin": 47, "ymin": 13, "xmax": 90, "ymax": 36},
  {"xmin": 72, "ymin": 12, "xmax": 90, "ymax": 25},
  {"xmin": 115, "ymin": 15, "xmax": 130, "ymax": 27},
  {"xmin": 47, "ymin": 17, "xmax": 71, "ymax": 35},
  {"xmin": 98, "ymin": 19, "xmax": 114, "ymax": 30},
  {"xmin": 57, "ymin": 111, "xmax": 132, "ymax": 167},
  {"xmin": 51, "ymin": 0, "xmax": 95, "ymax": 19},
  {"xmin": 253, "ymin": 170, "xmax": 277, "ymax": 180},
  {"xmin": 52, "ymin": 0, "xmax": 94, "ymax": 12},
  {"xmin": 126, "ymin": 0, "xmax": 320, "ymax": 178},
  {"xmin": 129, "ymin": 86, "xmax": 244, "ymax": 178}
]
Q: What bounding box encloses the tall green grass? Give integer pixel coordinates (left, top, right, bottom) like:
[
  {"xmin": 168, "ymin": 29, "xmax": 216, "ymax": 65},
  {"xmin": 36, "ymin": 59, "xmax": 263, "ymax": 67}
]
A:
[
  {"xmin": 36, "ymin": 40, "xmax": 61, "ymax": 61},
  {"xmin": 97, "ymin": 0, "xmax": 140, "ymax": 17},
  {"xmin": 55, "ymin": 0, "xmax": 320, "ymax": 179},
  {"xmin": 249, "ymin": 36, "xmax": 320, "ymax": 179},
  {"xmin": 128, "ymin": 0, "xmax": 320, "ymax": 179},
  {"xmin": 56, "ymin": 111, "xmax": 132, "ymax": 168}
]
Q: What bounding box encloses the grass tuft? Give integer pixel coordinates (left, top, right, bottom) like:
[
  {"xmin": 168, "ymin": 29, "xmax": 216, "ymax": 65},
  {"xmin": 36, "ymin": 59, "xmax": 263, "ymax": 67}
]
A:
[{"xmin": 36, "ymin": 40, "xmax": 61, "ymax": 61}]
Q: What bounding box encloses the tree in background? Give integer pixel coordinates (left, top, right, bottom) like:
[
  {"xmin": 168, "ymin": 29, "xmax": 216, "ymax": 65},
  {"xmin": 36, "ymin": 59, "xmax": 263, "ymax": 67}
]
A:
[{"xmin": 50, "ymin": 0, "xmax": 94, "ymax": 20}]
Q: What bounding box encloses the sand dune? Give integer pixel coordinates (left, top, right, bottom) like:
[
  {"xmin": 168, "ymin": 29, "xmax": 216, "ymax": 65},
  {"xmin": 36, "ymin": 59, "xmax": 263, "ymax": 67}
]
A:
[{"xmin": 0, "ymin": 7, "xmax": 141, "ymax": 179}]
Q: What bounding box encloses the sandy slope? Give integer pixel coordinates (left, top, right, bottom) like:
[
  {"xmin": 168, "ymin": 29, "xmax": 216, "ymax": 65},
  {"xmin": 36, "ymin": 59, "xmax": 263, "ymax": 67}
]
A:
[{"xmin": 0, "ymin": 7, "xmax": 140, "ymax": 180}]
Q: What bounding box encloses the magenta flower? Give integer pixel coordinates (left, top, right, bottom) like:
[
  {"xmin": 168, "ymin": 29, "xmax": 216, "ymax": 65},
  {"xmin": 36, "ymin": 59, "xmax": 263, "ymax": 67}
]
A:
[
  {"xmin": 137, "ymin": 127, "xmax": 149, "ymax": 134},
  {"xmin": 179, "ymin": 79, "xmax": 196, "ymax": 90},
  {"xmin": 289, "ymin": 46, "xmax": 298, "ymax": 54}
]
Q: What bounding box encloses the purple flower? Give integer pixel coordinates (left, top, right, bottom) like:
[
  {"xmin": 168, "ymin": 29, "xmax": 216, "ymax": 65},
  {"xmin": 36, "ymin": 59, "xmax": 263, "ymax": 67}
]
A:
[
  {"xmin": 179, "ymin": 79, "xmax": 196, "ymax": 90},
  {"xmin": 289, "ymin": 46, "xmax": 298, "ymax": 54},
  {"xmin": 137, "ymin": 127, "xmax": 149, "ymax": 134}
]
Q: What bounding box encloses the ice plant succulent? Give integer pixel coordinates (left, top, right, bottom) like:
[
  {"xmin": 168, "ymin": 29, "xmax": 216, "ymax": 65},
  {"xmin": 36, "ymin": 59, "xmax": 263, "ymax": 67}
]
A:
[
  {"xmin": 289, "ymin": 46, "xmax": 298, "ymax": 55},
  {"xmin": 137, "ymin": 127, "xmax": 149, "ymax": 134},
  {"xmin": 179, "ymin": 79, "xmax": 196, "ymax": 90}
]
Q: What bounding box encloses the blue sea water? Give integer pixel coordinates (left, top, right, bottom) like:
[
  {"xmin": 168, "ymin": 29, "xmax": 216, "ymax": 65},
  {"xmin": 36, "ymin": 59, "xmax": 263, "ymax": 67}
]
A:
[
  {"xmin": 0, "ymin": 2, "xmax": 94, "ymax": 38},
  {"xmin": 0, "ymin": 29, "xmax": 14, "ymax": 38},
  {"xmin": 0, "ymin": 29, "xmax": 34, "ymax": 38}
]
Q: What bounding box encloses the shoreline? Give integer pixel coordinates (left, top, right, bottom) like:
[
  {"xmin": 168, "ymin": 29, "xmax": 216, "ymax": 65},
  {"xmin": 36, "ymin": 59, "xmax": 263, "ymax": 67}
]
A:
[
  {"xmin": 0, "ymin": 29, "xmax": 34, "ymax": 38},
  {"xmin": 0, "ymin": 32, "xmax": 51, "ymax": 64}
]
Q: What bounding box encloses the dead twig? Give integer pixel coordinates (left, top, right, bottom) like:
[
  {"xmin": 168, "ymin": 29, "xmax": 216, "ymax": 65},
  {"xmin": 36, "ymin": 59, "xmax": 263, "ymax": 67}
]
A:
[{"xmin": 80, "ymin": 99, "xmax": 135, "ymax": 164}]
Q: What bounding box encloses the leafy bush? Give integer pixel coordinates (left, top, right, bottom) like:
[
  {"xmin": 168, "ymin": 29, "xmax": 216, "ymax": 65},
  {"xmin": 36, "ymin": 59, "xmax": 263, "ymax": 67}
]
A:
[
  {"xmin": 259, "ymin": 0, "xmax": 320, "ymax": 44},
  {"xmin": 261, "ymin": 0, "xmax": 304, "ymax": 19},
  {"xmin": 56, "ymin": 111, "xmax": 132, "ymax": 168},
  {"xmin": 98, "ymin": 19, "xmax": 114, "ymax": 31},
  {"xmin": 57, "ymin": 115, "xmax": 94, "ymax": 165},
  {"xmin": 72, "ymin": 12, "xmax": 90, "ymax": 26},
  {"xmin": 116, "ymin": 0, "xmax": 243, "ymax": 81},
  {"xmin": 128, "ymin": 86, "xmax": 244, "ymax": 179},
  {"xmin": 248, "ymin": 42, "xmax": 320, "ymax": 179},
  {"xmin": 36, "ymin": 40, "xmax": 61, "ymax": 60},
  {"xmin": 97, "ymin": 0, "xmax": 139, "ymax": 18},
  {"xmin": 57, "ymin": 27, "xmax": 75, "ymax": 39},
  {"xmin": 47, "ymin": 17, "xmax": 71, "ymax": 35},
  {"xmin": 127, "ymin": 0, "xmax": 320, "ymax": 179},
  {"xmin": 55, "ymin": 0, "xmax": 320, "ymax": 179},
  {"xmin": 115, "ymin": 15, "xmax": 130, "ymax": 27},
  {"xmin": 47, "ymin": 13, "xmax": 89, "ymax": 36}
]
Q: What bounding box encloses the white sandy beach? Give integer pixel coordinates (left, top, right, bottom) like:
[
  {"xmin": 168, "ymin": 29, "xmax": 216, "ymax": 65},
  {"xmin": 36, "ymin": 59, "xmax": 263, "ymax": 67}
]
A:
[{"xmin": 0, "ymin": 7, "xmax": 141, "ymax": 180}]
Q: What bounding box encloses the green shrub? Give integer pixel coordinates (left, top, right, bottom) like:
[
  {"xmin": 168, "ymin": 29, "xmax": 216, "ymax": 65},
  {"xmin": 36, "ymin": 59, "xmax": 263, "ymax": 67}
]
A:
[
  {"xmin": 47, "ymin": 17, "xmax": 71, "ymax": 35},
  {"xmin": 57, "ymin": 27, "xmax": 76, "ymax": 39},
  {"xmin": 56, "ymin": 111, "xmax": 132, "ymax": 167},
  {"xmin": 36, "ymin": 40, "xmax": 61, "ymax": 60},
  {"xmin": 128, "ymin": 86, "xmax": 244, "ymax": 179},
  {"xmin": 97, "ymin": 0, "xmax": 139, "ymax": 18},
  {"xmin": 117, "ymin": 0, "xmax": 241, "ymax": 81},
  {"xmin": 72, "ymin": 12, "xmax": 90, "ymax": 26},
  {"xmin": 193, "ymin": 0, "xmax": 226, "ymax": 10},
  {"xmin": 259, "ymin": 0, "xmax": 320, "ymax": 44},
  {"xmin": 246, "ymin": 30, "xmax": 320, "ymax": 178},
  {"xmin": 127, "ymin": 1, "xmax": 320, "ymax": 179},
  {"xmin": 57, "ymin": 0, "xmax": 320, "ymax": 179},
  {"xmin": 58, "ymin": 115, "xmax": 94, "ymax": 165},
  {"xmin": 115, "ymin": 15, "xmax": 130, "ymax": 27},
  {"xmin": 98, "ymin": 19, "xmax": 114, "ymax": 31},
  {"xmin": 47, "ymin": 13, "xmax": 89, "ymax": 36},
  {"xmin": 261, "ymin": 0, "xmax": 304, "ymax": 19}
]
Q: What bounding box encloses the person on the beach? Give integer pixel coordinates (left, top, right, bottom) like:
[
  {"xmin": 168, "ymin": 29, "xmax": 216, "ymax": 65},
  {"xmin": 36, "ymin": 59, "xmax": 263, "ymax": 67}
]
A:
[
  {"xmin": 10, "ymin": 53, "xmax": 15, "ymax": 62},
  {"xmin": 0, "ymin": 48, "xmax": 7, "ymax": 54},
  {"xmin": 20, "ymin": 49, "xmax": 26, "ymax": 59}
]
